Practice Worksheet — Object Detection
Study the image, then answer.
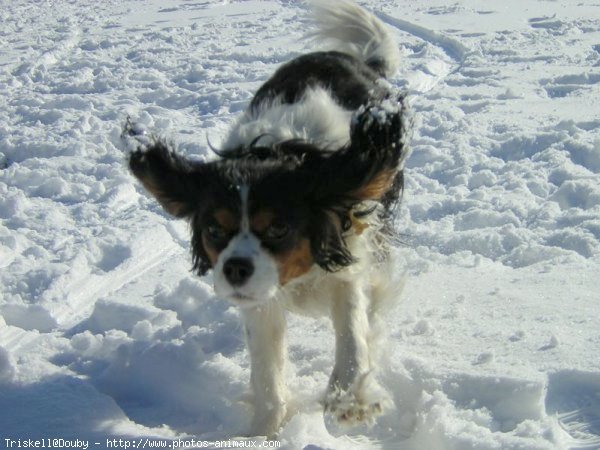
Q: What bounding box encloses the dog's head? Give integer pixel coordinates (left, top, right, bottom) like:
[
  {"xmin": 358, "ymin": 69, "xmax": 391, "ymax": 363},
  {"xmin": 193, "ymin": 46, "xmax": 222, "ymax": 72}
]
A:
[{"xmin": 128, "ymin": 99, "xmax": 407, "ymax": 307}]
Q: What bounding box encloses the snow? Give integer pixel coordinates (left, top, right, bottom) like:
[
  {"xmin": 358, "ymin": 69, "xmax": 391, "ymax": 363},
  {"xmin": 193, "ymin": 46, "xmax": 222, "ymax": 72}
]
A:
[{"xmin": 1, "ymin": 0, "xmax": 599, "ymax": 448}]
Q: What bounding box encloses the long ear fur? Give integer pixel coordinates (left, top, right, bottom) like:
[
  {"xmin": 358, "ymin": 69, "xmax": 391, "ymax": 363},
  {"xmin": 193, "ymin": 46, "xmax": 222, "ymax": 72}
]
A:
[
  {"xmin": 297, "ymin": 94, "xmax": 409, "ymax": 272},
  {"xmin": 312, "ymin": 93, "xmax": 409, "ymax": 208},
  {"xmin": 309, "ymin": 209, "xmax": 356, "ymax": 271},
  {"xmin": 129, "ymin": 140, "xmax": 202, "ymax": 218}
]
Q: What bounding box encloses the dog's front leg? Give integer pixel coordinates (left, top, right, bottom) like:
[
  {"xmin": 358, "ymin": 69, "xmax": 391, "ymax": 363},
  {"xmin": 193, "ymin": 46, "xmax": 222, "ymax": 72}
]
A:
[
  {"xmin": 241, "ymin": 303, "xmax": 287, "ymax": 437},
  {"xmin": 326, "ymin": 280, "xmax": 384, "ymax": 425}
]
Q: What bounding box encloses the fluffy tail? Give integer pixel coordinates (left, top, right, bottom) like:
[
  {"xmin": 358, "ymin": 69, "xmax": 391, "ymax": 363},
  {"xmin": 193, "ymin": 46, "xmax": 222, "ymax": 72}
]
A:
[{"xmin": 311, "ymin": 0, "xmax": 400, "ymax": 78}]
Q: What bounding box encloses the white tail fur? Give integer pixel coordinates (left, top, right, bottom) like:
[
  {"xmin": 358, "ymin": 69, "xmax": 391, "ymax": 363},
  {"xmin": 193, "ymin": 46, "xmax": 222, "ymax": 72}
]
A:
[{"xmin": 311, "ymin": 0, "xmax": 401, "ymax": 78}]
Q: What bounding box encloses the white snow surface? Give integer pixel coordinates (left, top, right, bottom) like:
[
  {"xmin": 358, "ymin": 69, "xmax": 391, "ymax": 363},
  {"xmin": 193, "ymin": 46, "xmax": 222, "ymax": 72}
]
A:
[{"xmin": 1, "ymin": 0, "xmax": 600, "ymax": 448}]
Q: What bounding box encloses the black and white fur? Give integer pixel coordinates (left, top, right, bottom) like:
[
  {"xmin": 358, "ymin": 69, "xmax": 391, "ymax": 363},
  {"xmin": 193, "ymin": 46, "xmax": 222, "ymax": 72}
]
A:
[{"xmin": 127, "ymin": 0, "xmax": 409, "ymax": 437}]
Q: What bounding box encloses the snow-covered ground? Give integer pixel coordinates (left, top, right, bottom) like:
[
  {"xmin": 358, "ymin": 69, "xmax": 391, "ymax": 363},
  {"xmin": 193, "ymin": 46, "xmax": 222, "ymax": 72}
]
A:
[{"xmin": 1, "ymin": 0, "xmax": 599, "ymax": 448}]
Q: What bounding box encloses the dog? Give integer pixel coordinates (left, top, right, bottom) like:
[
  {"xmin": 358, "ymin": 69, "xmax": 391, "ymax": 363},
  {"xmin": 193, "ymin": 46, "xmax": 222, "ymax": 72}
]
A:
[{"xmin": 126, "ymin": 0, "xmax": 409, "ymax": 437}]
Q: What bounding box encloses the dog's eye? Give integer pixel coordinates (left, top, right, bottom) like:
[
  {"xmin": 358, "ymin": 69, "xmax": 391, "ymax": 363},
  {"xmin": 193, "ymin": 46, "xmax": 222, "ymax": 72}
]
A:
[
  {"xmin": 206, "ymin": 224, "xmax": 227, "ymax": 242},
  {"xmin": 265, "ymin": 221, "xmax": 291, "ymax": 241}
]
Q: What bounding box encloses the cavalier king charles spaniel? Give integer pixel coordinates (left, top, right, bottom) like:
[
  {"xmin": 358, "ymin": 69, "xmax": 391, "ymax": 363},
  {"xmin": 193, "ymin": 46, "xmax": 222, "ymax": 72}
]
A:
[{"xmin": 127, "ymin": 0, "xmax": 410, "ymax": 437}]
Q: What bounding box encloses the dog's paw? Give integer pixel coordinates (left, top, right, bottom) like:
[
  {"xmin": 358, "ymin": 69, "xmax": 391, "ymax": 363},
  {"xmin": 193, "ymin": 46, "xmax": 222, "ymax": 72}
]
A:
[
  {"xmin": 323, "ymin": 372, "xmax": 391, "ymax": 432},
  {"xmin": 247, "ymin": 403, "xmax": 287, "ymax": 439},
  {"xmin": 324, "ymin": 388, "xmax": 384, "ymax": 427}
]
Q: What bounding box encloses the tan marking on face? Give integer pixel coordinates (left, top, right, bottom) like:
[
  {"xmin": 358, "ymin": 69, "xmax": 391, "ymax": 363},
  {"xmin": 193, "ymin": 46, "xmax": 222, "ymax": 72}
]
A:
[
  {"xmin": 250, "ymin": 209, "xmax": 275, "ymax": 234},
  {"xmin": 202, "ymin": 234, "xmax": 220, "ymax": 267},
  {"xmin": 350, "ymin": 168, "xmax": 397, "ymax": 201},
  {"xmin": 276, "ymin": 238, "xmax": 314, "ymax": 285},
  {"xmin": 214, "ymin": 208, "xmax": 239, "ymax": 232},
  {"xmin": 201, "ymin": 208, "xmax": 239, "ymax": 268}
]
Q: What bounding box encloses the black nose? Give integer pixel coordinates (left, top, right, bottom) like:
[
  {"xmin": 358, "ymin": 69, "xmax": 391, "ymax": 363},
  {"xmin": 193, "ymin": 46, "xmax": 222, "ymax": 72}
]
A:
[{"xmin": 223, "ymin": 257, "xmax": 254, "ymax": 286}]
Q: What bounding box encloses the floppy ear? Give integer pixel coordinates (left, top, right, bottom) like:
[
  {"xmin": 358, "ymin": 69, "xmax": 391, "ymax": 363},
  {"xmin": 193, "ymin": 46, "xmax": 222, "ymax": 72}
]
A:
[
  {"xmin": 129, "ymin": 140, "xmax": 203, "ymax": 218},
  {"xmin": 311, "ymin": 94, "xmax": 409, "ymax": 206},
  {"xmin": 285, "ymin": 95, "xmax": 408, "ymax": 273}
]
